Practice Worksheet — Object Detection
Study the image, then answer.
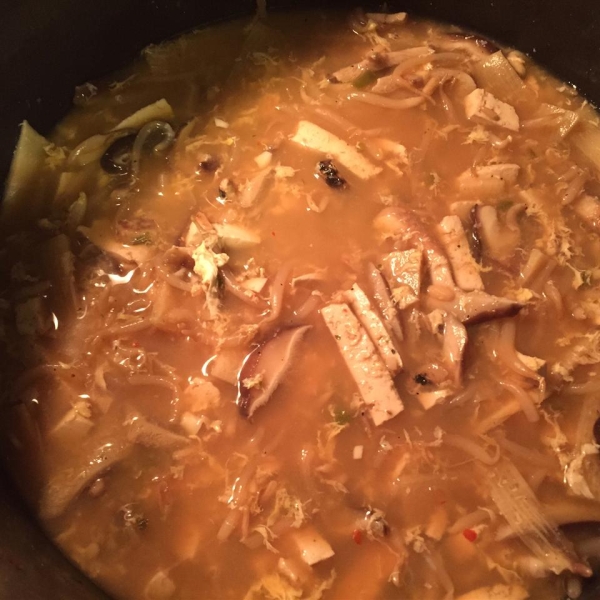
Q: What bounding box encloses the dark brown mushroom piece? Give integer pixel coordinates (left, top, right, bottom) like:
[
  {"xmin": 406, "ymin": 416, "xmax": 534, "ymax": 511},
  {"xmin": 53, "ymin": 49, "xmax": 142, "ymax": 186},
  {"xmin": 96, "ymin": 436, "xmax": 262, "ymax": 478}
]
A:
[
  {"xmin": 469, "ymin": 205, "xmax": 483, "ymax": 262},
  {"xmin": 100, "ymin": 133, "xmax": 137, "ymax": 175},
  {"xmin": 237, "ymin": 325, "xmax": 311, "ymax": 418},
  {"xmin": 317, "ymin": 160, "xmax": 347, "ymax": 188}
]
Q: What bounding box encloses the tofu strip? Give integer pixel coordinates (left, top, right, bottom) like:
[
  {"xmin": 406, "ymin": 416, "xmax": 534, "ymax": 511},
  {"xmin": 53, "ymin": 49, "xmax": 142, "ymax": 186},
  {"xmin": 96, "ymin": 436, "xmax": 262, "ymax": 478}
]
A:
[
  {"xmin": 290, "ymin": 120, "xmax": 382, "ymax": 180},
  {"xmin": 437, "ymin": 216, "xmax": 484, "ymax": 292},
  {"xmin": 345, "ymin": 284, "xmax": 403, "ymax": 375},
  {"xmin": 322, "ymin": 303, "xmax": 404, "ymax": 425}
]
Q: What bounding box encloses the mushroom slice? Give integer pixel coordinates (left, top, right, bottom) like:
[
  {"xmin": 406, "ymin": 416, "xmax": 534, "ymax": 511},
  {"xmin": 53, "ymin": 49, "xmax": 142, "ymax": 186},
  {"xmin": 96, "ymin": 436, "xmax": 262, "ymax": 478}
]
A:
[
  {"xmin": 322, "ymin": 303, "xmax": 403, "ymax": 426},
  {"xmin": 381, "ymin": 249, "xmax": 423, "ymax": 309},
  {"xmin": 441, "ymin": 312, "xmax": 468, "ymax": 387},
  {"xmin": 345, "ymin": 283, "xmax": 403, "ymax": 375},
  {"xmin": 437, "ymin": 215, "xmax": 483, "ymax": 291},
  {"xmin": 426, "ymin": 289, "xmax": 523, "ymax": 325},
  {"xmin": 328, "ymin": 46, "xmax": 433, "ymax": 84},
  {"xmin": 237, "ymin": 326, "xmax": 311, "ymax": 418},
  {"xmin": 473, "ymin": 204, "xmax": 520, "ymax": 263}
]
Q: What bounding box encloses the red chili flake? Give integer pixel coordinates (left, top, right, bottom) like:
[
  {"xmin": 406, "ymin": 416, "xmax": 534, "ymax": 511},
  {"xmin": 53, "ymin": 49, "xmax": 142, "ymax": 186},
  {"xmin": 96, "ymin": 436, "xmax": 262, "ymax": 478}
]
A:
[
  {"xmin": 131, "ymin": 341, "xmax": 140, "ymax": 348},
  {"xmin": 271, "ymin": 231, "xmax": 276, "ymax": 237},
  {"xmin": 352, "ymin": 529, "xmax": 362, "ymax": 545},
  {"xmin": 462, "ymin": 528, "xmax": 477, "ymax": 542}
]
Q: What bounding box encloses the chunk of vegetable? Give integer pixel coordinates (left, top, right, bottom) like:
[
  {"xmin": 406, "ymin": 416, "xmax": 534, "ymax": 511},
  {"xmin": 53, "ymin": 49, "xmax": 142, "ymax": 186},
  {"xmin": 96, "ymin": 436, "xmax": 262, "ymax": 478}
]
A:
[
  {"xmin": 290, "ymin": 121, "xmax": 382, "ymax": 180},
  {"xmin": 426, "ymin": 289, "xmax": 523, "ymax": 325},
  {"xmin": 321, "ymin": 303, "xmax": 403, "ymax": 425},
  {"xmin": 345, "ymin": 283, "xmax": 403, "ymax": 375},
  {"xmin": 464, "ymin": 88, "xmax": 520, "ymax": 132},
  {"xmin": 113, "ymin": 98, "xmax": 174, "ymax": 131},
  {"xmin": 455, "ymin": 584, "xmax": 529, "ymax": 600},
  {"xmin": 290, "ymin": 527, "xmax": 335, "ymax": 566},
  {"xmin": 381, "ymin": 250, "xmax": 423, "ymax": 309},
  {"xmin": 437, "ymin": 216, "xmax": 483, "ymax": 291},
  {"xmin": 40, "ymin": 442, "xmax": 131, "ymax": 519},
  {"xmin": 472, "ymin": 51, "xmax": 528, "ymax": 103},
  {"xmin": 484, "ymin": 458, "xmax": 589, "ymax": 576},
  {"xmin": 237, "ymin": 326, "xmax": 311, "ymax": 418},
  {"xmin": 2, "ymin": 122, "xmax": 55, "ymax": 227},
  {"xmin": 214, "ymin": 223, "xmax": 261, "ymax": 249},
  {"xmin": 473, "ymin": 205, "xmax": 520, "ymax": 263}
]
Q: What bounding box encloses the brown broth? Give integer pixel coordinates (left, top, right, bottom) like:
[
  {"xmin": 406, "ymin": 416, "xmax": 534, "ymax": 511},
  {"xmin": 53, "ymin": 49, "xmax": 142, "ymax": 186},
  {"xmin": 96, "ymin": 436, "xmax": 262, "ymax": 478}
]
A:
[{"xmin": 2, "ymin": 9, "xmax": 600, "ymax": 600}]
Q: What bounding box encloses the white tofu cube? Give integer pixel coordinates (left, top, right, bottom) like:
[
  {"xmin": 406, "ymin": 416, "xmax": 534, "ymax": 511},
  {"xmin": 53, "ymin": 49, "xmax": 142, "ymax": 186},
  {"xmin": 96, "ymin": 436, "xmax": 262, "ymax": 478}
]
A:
[
  {"xmin": 291, "ymin": 527, "xmax": 335, "ymax": 566},
  {"xmin": 464, "ymin": 89, "xmax": 520, "ymax": 132}
]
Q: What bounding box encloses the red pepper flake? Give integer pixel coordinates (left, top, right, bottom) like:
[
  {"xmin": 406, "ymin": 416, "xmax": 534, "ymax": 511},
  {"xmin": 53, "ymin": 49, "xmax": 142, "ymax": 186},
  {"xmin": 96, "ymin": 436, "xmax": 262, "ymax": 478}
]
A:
[
  {"xmin": 131, "ymin": 341, "xmax": 140, "ymax": 348},
  {"xmin": 271, "ymin": 231, "xmax": 276, "ymax": 237},
  {"xmin": 352, "ymin": 529, "xmax": 362, "ymax": 545},
  {"xmin": 462, "ymin": 528, "xmax": 477, "ymax": 542}
]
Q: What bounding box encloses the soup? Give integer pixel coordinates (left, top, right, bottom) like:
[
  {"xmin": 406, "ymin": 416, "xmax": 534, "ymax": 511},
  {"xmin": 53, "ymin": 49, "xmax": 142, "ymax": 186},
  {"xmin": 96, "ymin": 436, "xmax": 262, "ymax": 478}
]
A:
[{"xmin": 2, "ymin": 8, "xmax": 600, "ymax": 600}]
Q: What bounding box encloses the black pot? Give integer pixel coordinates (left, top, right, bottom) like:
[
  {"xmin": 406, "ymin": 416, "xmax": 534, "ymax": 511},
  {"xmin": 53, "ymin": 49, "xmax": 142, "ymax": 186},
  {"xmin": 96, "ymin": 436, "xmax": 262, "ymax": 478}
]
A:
[{"xmin": 0, "ymin": 1, "xmax": 599, "ymax": 598}]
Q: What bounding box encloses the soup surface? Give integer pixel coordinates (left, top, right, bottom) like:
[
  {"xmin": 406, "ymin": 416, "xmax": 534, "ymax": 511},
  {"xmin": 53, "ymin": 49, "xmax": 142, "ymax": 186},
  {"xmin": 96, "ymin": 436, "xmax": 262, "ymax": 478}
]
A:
[{"xmin": 3, "ymin": 9, "xmax": 600, "ymax": 600}]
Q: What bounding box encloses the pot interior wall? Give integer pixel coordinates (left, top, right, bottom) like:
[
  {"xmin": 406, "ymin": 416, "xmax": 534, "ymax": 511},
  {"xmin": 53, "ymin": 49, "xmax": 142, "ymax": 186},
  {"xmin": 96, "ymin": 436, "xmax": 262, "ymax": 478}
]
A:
[{"xmin": 0, "ymin": 1, "xmax": 598, "ymax": 598}]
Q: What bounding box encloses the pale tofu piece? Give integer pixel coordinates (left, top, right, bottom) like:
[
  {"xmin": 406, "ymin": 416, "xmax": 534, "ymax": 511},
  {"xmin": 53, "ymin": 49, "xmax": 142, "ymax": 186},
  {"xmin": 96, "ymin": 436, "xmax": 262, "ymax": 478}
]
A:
[
  {"xmin": 460, "ymin": 164, "xmax": 520, "ymax": 186},
  {"xmin": 516, "ymin": 352, "xmax": 546, "ymax": 372},
  {"xmin": 78, "ymin": 222, "xmax": 154, "ymax": 264},
  {"xmin": 455, "ymin": 584, "xmax": 529, "ymax": 600},
  {"xmin": 291, "ymin": 527, "xmax": 335, "ymax": 566},
  {"xmin": 210, "ymin": 348, "xmax": 248, "ymax": 385},
  {"xmin": 214, "ymin": 223, "xmax": 261, "ymax": 249},
  {"xmin": 182, "ymin": 378, "xmax": 221, "ymax": 412},
  {"xmin": 574, "ymin": 194, "xmax": 600, "ymax": 232},
  {"xmin": 241, "ymin": 277, "xmax": 268, "ymax": 293},
  {"xmin": 290, "ymin": 121, "xmax": 382, "ymax": 180},
  {"xmin": 322, "ymin": 303, "xmax": 404, "ymax": 426},
  {"xmin": 456, "ymin": 164, "xmax": 520, "ymax": 198},
  {"xmin": 144, "ymin": 570, "xmax": 176, "ymax": 600},
  {"xmin": 450, "ymin": 200, "xmax": 478, "ymax": 221},
  {"xmin": 481, "ymin": 164, "xmax": 520, "ymax": 184},
  {"xmin": 437, "ymin": 216, "xmax": 483, "ymax": 292},
  {"xmin": 49, "ymin": 403, "xmax": 94, "ymax": 441},
  {"xmin": 345, "ymin": 284, "xmax": 403, "ymax": 375},
  {"xmin": 464, "ymin": 89, "xmax": 520, "ymax": 132},
  {"xmin": 416, "ymin": 388, "xmax": 453, "ymax": 411},
  {"xmin": 381, "ymin": 250, "xmax": 422, "ymax": 309},
  {"xmin": 425, "ymin": 505, "xmax": 449, "ymax": 541}
]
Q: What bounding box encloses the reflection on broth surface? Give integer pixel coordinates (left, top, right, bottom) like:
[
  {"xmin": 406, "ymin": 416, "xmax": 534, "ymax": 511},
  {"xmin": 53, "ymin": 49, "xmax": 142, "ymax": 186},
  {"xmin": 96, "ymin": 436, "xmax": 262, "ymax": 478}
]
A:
[{"xmin": 3, "ymin": 8, "xmax": 600, "ymax": 600}]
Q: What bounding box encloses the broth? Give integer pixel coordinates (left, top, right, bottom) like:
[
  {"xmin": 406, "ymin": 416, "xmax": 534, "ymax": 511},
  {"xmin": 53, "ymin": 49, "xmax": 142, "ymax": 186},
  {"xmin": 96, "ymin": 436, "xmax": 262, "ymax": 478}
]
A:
[{"xmin": 2, "ymin": 8, "xmax": 600, "ymax": 600}]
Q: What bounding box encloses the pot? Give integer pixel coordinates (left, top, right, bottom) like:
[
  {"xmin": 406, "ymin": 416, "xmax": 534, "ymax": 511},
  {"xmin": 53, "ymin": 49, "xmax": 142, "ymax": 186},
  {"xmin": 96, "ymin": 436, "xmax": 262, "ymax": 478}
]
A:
[{"xmin": 0, "ymin": 1, "xmax": 598, "ymax": 598}]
